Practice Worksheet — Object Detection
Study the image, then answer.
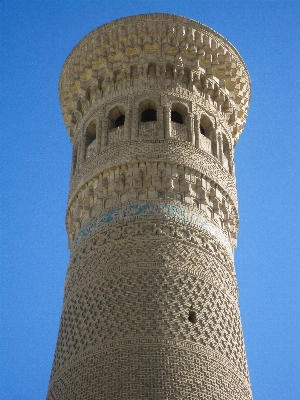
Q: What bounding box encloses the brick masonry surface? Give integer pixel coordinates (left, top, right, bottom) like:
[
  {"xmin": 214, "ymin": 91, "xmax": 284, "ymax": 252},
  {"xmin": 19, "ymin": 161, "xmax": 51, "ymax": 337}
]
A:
[{"xmin": 47, "ymin": 13, "xmax": 252, "ymax": 399}]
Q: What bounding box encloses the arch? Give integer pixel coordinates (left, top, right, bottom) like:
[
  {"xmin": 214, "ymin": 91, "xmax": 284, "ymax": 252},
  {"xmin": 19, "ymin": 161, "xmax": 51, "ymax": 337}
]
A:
[
  {"xmin": 171, "ymin": 111, "xmax": 183, "ymax": 124},
  {"xmin": 198, "ymin": 114, "xmax": 214, "ymax": 155},
  {"xmin": 139, "ymin": 99, "xmax": 157, "ymax": 122},
  {"xmin": 170, "ymin": 102, "xmax": 188, "ymax": 141},
  {"xmin": 85, "ymin": 120, "xmax": 97, "ymax": 159},
  {"xmin": 85, "ymin": 120, "xmax": 96, "ymax": 146},
  {"xmin": 171, "ymin": 102, "xmax": 187, "ymax": 125},
  {"xmin": 108, "ymin": 106, "xmax": 125, "ymax": 129},
  {"xmin": 199, "ymin": 114, "xmax": 213, "ymax": 139}
]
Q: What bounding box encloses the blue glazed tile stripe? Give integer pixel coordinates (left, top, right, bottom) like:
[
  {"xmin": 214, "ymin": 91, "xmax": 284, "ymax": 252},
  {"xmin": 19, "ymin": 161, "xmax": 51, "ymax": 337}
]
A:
[{"xmin": 72, "ymin": 203, "xmax": 232, "ymax": 253}]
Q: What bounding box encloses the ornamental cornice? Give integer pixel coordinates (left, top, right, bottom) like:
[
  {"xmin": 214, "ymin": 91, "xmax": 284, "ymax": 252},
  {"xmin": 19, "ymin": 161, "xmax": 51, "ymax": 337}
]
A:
[{"xmin": 59, "ymin": 14, "xmax": 250, "ymax": 142}]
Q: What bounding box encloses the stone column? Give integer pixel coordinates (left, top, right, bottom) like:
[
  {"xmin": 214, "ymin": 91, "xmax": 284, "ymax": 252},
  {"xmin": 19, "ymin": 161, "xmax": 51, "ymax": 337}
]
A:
[
  {"xmin": 164, "ymin": 106, "xmax": 171, "ymax": 139},
  {"xmin": 211, "ymin": 128, "xmax": 219, "ymax": 159},
  {"xmin": 97, "ymin": 106, "xmax": 104, "ymax": 153},
  {"xmin": 157, "ymin": 105, "xmax": 164, "ymax": 138},
  {"xmin": 131, "ymin": 108, "xmax": 139, "ymax": 139},
  {"xmin": 218, "ymin": 131, "xmax": 223, "ymax": 164},
  {"xmin": 187, "ymin": 112, "xmax": 194, "ymax": 144},
  {"xmin": 124, "ymin": 107, "xmax": 131, "ymax": 141},
  {"xmin": 101, "ymin": 114, "xmax": 108, "ymax": 148},
  {"xmin": 78, "ymin": 130, "xmax": 86, "ymax": 165},
  {"xmin": 194, "ymin": 114, "xmax": 200, "ymax": 149}
]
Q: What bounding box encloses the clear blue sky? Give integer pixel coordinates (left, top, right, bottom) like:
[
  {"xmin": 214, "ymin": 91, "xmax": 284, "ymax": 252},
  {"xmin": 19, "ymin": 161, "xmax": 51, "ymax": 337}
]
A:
[{"xmin": 1, "ymin": 1, "xmax": 299, "ymax": 399}]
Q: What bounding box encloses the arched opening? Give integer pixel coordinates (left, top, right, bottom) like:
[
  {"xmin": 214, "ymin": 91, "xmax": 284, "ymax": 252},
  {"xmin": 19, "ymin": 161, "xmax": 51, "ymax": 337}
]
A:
[
  {"xmin": 141, "ymin": 108, "xmax": 156, "ymax": 122},
  {"xmin": 171, "ymin": 103, "xmax": 187, "ymax": 140},
  {"xmin": 85, "ymin": 120, "xmax": 97, "ymax": 159},
  {"xmin": 85, "ymin": 120, "xmax": 96, "ymax": 147},
  {"xmin": 200, "ymin": 125, "xmax": 206, "ymax": 136},
  {"xmin": 199, "ymin": 115, "xmax": 213, "ymax": 154},
  {"xmin": 108, "ymin": 106, "xmax": 125, "ymax": 129},
  {"xmin": 139, "ymin": 100, "xmax": 158, "ymax": 138},
  {"xmin": 200, "ymin": 115, "xmax": 213, "ymax": 138},
  {"xmin": 171, "ymin": 111, "xmax": 183, "ymax": 124},
  {"xmin": 108, "ymin": 106, "xmax": 125, "ymax": 144},
  {"xmin": 115, "ymin": 115, "xmax": 125, "ymax": 127},
  {"xmin": 172, "ymin": 103, "xmax": 187, "ymax": 122}
]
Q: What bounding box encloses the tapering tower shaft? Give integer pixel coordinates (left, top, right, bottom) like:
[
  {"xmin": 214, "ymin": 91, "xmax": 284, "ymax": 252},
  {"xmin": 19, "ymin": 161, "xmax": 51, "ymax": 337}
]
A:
[{"xmin": 48, "ymin": 14, "xmax": 252, "ymax": 399}]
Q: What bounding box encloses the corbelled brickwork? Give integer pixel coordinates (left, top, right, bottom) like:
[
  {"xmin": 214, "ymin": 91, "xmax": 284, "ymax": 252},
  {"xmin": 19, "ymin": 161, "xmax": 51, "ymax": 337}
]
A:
[{"xmin": 48, "ymin": 14, "xmax": 252, "ymax": 399}]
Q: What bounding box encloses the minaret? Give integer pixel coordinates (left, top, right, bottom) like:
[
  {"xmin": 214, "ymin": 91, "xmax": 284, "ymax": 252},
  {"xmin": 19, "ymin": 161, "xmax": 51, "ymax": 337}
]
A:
[{"xmin": 48, "ymin": 14, "xmax": 252, "ymax": 399}]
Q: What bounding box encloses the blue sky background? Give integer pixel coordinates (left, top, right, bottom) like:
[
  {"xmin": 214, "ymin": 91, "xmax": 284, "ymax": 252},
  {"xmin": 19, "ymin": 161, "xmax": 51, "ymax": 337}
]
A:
[{"xmin": 1, "ymin": 1, "xmax": 299, "ymax": 399}]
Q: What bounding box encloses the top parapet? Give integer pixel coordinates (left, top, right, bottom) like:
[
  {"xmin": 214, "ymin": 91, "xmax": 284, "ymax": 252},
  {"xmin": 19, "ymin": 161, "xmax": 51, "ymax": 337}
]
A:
[{"xmin": 59, "ymin": 13, "xmax": 250, "ymax": 143}]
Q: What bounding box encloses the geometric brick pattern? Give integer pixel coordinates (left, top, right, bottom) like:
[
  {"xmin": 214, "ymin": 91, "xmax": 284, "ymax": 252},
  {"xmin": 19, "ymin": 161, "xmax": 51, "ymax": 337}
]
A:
[
  {"xmin": 48, "ymin": 217, "xmax": 252, "ymax": 398},
  {"xmin": 48, "ymin": 13, "xmax": 252, "ymax": 399},
  {"xmin": 48, "ymin": 236, "xmax": 251, "ymax": 399},
  {"xmin": 48, "ymin": 346, "xmax": 252, "ymax": 399}
]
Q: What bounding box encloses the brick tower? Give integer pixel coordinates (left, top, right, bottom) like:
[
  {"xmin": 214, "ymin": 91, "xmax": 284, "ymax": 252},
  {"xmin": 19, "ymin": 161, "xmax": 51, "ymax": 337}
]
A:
[{"xmin": 47, "ymin": 14, "xmax": 252, "ymax": 399}]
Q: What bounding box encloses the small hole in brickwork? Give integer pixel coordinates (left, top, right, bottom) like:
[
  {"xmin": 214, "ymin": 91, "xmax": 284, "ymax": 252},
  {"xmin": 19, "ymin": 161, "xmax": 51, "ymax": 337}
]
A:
[{"xmin": 188, "ymin": 310, "xmax": 197, "ymax": 324}]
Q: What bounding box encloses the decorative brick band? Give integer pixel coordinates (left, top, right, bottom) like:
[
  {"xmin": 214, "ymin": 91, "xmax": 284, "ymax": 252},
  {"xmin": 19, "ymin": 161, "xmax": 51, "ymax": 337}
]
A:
[{"xmin": 72, "ymin": 202, "xmax": 232, "ymax": 253}]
